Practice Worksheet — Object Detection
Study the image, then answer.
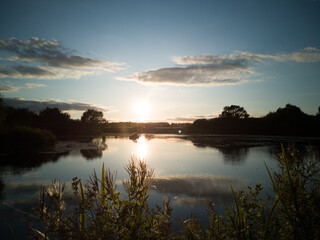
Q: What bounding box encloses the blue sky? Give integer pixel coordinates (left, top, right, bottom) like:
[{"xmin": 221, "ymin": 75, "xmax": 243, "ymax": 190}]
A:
[{"xmin": 1, "ymin": 0, "xmax": 320, "ymax": 122}]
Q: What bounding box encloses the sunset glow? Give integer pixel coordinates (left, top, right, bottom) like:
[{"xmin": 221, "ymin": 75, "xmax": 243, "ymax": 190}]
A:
[
  {"xmin": 0, "ymin": 0, "xmax": 319, "ymax": 121},
  {"xmin": 133, "ymin": 100, "xmax": 150, "ymax": 121}
]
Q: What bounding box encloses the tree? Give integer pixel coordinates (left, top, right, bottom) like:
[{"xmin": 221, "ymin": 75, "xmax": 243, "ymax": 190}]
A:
[
  {"xmin": 219, "ymin": 105, "xmax": 249, "ymax": 119},
  {"xmin": 317, "ymin": 106, "xmax": 320, "ymax": 117},
  {"xmin": 265, "ymin": 104, "xmax": 307, "ymax": 120},
  {"xmin": 6, "ymin": 107, "xmax": 38, "ymax": 127},
  {"xmin": 0, "ymin": 95, "xmax": 6, "ymax": 127},
  {"xmin": 81, "ymin": 109, "xmax": 107, "ymax": 124},
  {"xmin": 39, "ymin": 107, "xmax": 70, "ymax": 123}
]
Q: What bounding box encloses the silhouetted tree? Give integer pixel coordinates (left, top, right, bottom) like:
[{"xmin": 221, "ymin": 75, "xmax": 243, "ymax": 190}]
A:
[
  {"xmin": 265, "ymin": 104, "xmax": 308, "ymax": 120},
  {"xmin": 317, "ymin": 106, "xmax": 320, "ymax": 117},
  {"xmin": 39, "ymin": 107, "xmax": 70, "ymax": 123},
  {"xmin": 81, "ymin": 109, "xmax": 107, "ymax": 124},
  {"xmin": 219, "ymin": 105, "xmax": 249, "ymax": 119},
  {"xmin": 6, "ymin": 107, "xmax": 38, "ymax": 127},
  {"xmin": 0, "ymin": 95, "xmax": 6, "ymax": 127}
]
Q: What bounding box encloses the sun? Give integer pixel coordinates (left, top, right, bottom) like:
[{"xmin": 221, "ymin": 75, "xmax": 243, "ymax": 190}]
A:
[{"xmin": 134, "ymin": 100, "xmax": 150, "ymax": 121}]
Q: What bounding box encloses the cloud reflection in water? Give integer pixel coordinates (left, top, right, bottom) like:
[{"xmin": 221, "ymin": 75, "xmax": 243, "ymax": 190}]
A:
[{"xmin": 151, "ymin": 175, "xmax": 250, "ymax": 208}]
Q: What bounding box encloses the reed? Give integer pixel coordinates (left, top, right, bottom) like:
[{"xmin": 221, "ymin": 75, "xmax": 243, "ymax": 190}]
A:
[{"xmin": 28, "ymin": 146, "xmax": 320, "ymax": 239}]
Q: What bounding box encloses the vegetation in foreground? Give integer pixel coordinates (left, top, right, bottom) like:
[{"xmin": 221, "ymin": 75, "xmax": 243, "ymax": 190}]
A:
[{"xmin": 29, "ymin": 146, "xmax": 320, "ymax": 240}]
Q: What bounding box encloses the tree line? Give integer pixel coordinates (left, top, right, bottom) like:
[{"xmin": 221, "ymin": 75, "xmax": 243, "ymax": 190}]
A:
[
  {"xmin": 0, "ymin": 99, "xmax": 108, "ymax": 137},
  {"xmin": 190, "ymin": 104, "xmax": 320, "ymax": 137},
  {"xmin": 1, "ymin": 95, "xmax": 320, "ymax": 139},
  {"xmin": 0, "ymin": 96, "xmax": 110, "ymax": 153}
]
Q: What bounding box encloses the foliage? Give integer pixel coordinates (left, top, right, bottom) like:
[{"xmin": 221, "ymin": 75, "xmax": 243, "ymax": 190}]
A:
[
  {"xmin": 29, "ymin": 157, "xmax": 172, "ymax": 240},
  {"xmin": 267, "ymin": 145, "xmax": 320, "ymax": 239},
  {"xmin": 219, "ymin": 105, "xmax": 249, "ymax": 119},
  {"xmin": 81, "ymin": 109, "xmax": 107, "ymax": 124},
  {"xmin": 39, "ymin": 107, "xmax": 71, "ymax": 123},
  {"xmin": 190, "ymin": 103, "xmax": 320, "ymax": 136},
  {"xmin": 264, "ymin": 104, "xmax": 308, "ymax": 120},
  {"xmin": 0, "ymin": 94, "xmax": 6, "ymax": 128},
  {"xmin": 0, "ymin": 126, "xmax": 56, "ymax": 153},
  {"xmin": 179, "ymin": 146, "xmax": 320, "ymax": 240},
  {"xmin": 80, "ymin": 109, "xmax": 107, "ymax": 134},
  {"xmin": 29, "ymin": 147, "xmax": 320, "ymax": 239},
  {"xmin": 6, "ymin": 107, "xmax": 39, "ymax": 127}
]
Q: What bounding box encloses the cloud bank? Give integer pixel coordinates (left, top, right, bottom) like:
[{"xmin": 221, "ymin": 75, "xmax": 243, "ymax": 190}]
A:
[
  {"xmin": 0, "ymin": 37, "xmax": 125, "ymax": 79},
  {"xmin": 3, "ymin": 98, "xmax": 109, "ymax": 113},
  {"xmin": 120, "ymin": 47, "xmax": 320, "ymax": 86}
]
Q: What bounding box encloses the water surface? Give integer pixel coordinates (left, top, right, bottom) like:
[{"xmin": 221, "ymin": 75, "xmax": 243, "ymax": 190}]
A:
[{"xmin": 1, "ymin": 134, "xmax": 318, "ymax": 238}]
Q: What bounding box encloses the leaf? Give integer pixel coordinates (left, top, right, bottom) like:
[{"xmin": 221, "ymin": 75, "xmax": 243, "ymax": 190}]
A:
[
  {"xmin": 30, "ymin": 227, "xmax": 50, "ymax": 240},
  {"xmin": 79, "ymin": 181, "xmax": 86, "ymax": 232},
  {"xmin": 100, "ymin": 162, "xmax": 106, "ymax": 206}
]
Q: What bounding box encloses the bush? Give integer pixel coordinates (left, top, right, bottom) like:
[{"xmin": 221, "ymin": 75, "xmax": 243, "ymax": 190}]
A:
[
  {"xmin": 29, "ymin": 147, "xmax": 320, "ymax": 240},
  {"xmin": 0, "ymin": 126, "xmax": 56, "ymax": 153},
  {"xmin": 178, "ymin": 145, "xmax": 320, "ymax": 240},
  {"xmin": 29, "ymin": 159, "xmax": 172, "ymax": 240}
]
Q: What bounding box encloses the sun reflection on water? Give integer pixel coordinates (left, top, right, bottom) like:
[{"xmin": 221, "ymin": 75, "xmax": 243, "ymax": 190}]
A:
[
  {"xmin": 137, "ymin": 135, "xmax": 147, "ymax": 160},
  {"xmin": 136, "ymin": 135, "xmax": 147, "ymax": 160}
]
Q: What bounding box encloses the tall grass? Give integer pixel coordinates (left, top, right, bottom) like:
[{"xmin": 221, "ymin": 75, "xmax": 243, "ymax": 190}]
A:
[
  {"xmin": 29, "ymin": 147, "xmax": 320, "ymax": 239},
  {"xmin": 29, "ymin": 157, "xmax": 171, "ymax": 240}
]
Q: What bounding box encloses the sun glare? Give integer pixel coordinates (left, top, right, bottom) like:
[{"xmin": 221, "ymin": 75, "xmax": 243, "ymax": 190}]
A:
[{"xmin": 134, "ymin": 100, "xmax": 150, "ymax": 121}]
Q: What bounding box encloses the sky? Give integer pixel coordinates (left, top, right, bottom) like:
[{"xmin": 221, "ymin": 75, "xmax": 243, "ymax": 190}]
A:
[{"xmin": 1, "ymin": 0, "xmax": 320, "ymax": 122}]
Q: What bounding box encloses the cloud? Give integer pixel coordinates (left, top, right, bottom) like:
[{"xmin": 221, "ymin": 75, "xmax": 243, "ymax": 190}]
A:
[
  {"xmin": 0, "ymin": 37, "xmax": 126, "ymax": 79},
  {"xmin": 3, "ymin": 98, "xmax": 109, "ymax": 113},
  {"xmin": 151, "ymin": 175, "xmax": 250, "ymax": 207},
  {"xmin": 0, "ymin": 65, "xmax": 56, "ymax": 78},
  {"xmin": 25, "ymin": 82, "xmax": 45, "ymax": 88},
  {"xmin": 120, "ymin": 55, "xmax": 253, "ymax": 86},
  {"xmin": 238, "ymin": 47, "xmax": 320, "ymax": 63},
  {"xmin": 120, "ymin": 47, "xmax": 320, "ymax": 86},
  {"xmin": 276, "ymin": 47, "xmax": 320, "ymax": 62},
  {"xmin": 167, "ymin": 114, "xmax": 217, "ymax": 122},
  {"xmin": 0, "ymin": 82, "xmax": 45, "ymax": 92},
  {"xmin": 0, "ymin": 83, "xmax": 19, "ymax": 92}
]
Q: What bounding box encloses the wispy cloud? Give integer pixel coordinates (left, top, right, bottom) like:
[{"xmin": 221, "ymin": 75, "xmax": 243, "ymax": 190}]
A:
[
  {"xmin": 0, "ymin": 37, "xmax": 126, "ymax": 79},
  {"xmin": 120, "ymin": 55, "xmax": 253, "ymax": 86},
  {"xmin": 0, "ymin": 82, "xmax": 45, "ymax": 92},
  {"xmin": 167, "ymin": 114, "xmax": 217, "ymax": 122},
  {"xmin": 152, "ymin": 175, "xmax": 249, "ymax": 207},
  {"xmin": 3, "ymin": 98, "xmax": 109, "ymax": 112},
  {"xmin": 0, "ymin": 83, "xmax": 19, "ymax": 92},
  {"xmin": 120, "ymin": 47, "xmax": 320, "ymax": 86},
  {"xmin": 0, "ymin": 65, "xmax": 56, "ymax": 79},
  {"xmin": 25, "ymin": 82, "xmax": 45, "ymax": 88},
  {"xmin": 239, "ymin": 47, "xmax": 320, "ymax": 63}
]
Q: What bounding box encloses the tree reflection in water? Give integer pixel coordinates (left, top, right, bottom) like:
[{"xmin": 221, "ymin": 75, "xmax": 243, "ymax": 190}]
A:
[
  {"xmin": 80, "ymin": 149, "xmax": 103, "ymax": 160},
  {"xmin": 219, "ymin": 146, "xmax": 249, "ymax": 165}
]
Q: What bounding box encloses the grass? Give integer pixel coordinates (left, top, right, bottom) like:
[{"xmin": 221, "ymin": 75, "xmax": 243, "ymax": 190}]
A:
[{"xmin": 29, "ymin": 146, "xmax": 320, "ymax": 239}]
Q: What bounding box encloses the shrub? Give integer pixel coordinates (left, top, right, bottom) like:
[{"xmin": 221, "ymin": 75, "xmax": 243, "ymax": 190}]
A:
[
  {"xmin": 0, "ymin": 126, "xmax": 56, "ymax": 153},
  {"xmin": 179, "ymin": 145, "xmax": 320, "ymax": 240},
  {"xmin": 29, "ymin": 159, "xmax": 172, "ymax": 240}
]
